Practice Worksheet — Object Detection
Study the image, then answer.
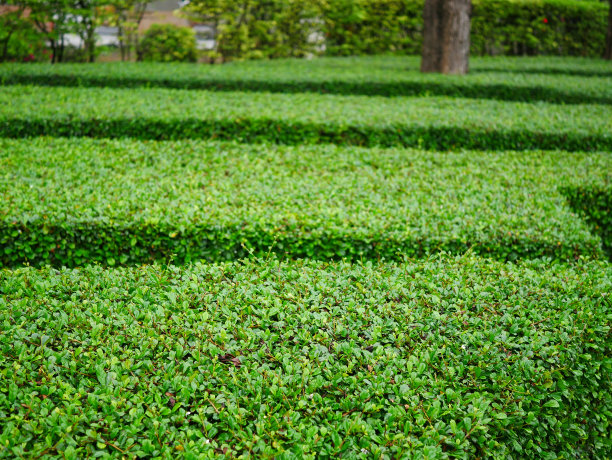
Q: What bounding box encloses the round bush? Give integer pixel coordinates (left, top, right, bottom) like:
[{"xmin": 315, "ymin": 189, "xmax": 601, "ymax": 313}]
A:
[{"xmin": 138, "ymin": 24, "xmax": 198, "ymax": 63}]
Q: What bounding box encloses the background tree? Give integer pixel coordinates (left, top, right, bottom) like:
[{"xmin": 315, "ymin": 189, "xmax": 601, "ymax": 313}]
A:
[
  {"xmin": 109, "ymin": 1, "xmax": 149, "ymax": 61},
  {"xmin": 181, "ymin": 0, "xmax": 323, "ymax": 61},
  {"xmin": 28, "ymin": 0, "xmax": 72, "ymax": 63},
  {"xmin": 0, "ymin": 1, "xmax": 28, "ymax": 61},
  {"xmin": 73, "ymin": 1, "xmax": 110, "ymax": 62},
  {"xmin": 421, "ymin": 0, "xmax": 471, "ymax": 74}
]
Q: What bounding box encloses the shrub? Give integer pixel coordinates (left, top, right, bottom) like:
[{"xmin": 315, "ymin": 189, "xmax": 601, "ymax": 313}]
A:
[
  {"xmin": 182, "ymin": 0, "xmax": 608, "ymax": 59},
  {"xmin": 562, "ymin": 182, "xmax": 612, "ymax": 259},
  {"xmin": 471, "ymin": 0, "xmax": 609, "ymax": 57},
  {"xmin": 1, "ymin": 56, "xmax": 611, "ymax": 103},
  {"xmin": 1, "ymin": 84, "xmax": 611, "ymax": 152},
  {"xmin": 137, "ymin": 24, "xmax": 198, "ymax": 63},
  {"xmin": 0, "ymin": 138, "xmax": 609, "ymax": 267},
  {"xmin": 0, "ymin": 256, "xmax": 610, "ymax": 457}
]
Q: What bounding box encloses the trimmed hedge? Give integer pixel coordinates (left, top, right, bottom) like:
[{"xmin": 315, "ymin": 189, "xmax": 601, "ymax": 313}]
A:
[
  {"xmin": 563, "ymin": 182, "xmax": 612, "ymax": 259},
  {"xmin": 1, "ymin": 57, "xmax": 612, "ymax": 104},
  {"xmin": 1, "ymin": 85, "xmax": 611, "ymax": 151},
  {"xmin": 0, "ymin": 138, "xmax": 609, "ymax": 267},
  {"xmin": 1, "ymin": 256, "xmax": 610, "ymax": 457}
]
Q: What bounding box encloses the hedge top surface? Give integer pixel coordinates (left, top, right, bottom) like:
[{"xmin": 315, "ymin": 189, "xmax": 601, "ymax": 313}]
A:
[
  {"xmin": 1, "ymin": 56, "xmax": 611, "ymax": 104},
  {"xmin": 1, "ymin": 256, "xmax": 610, "ymax": 458},
  {"xmin": 2, "ymin": 85, "xmax": 611, "ymax": 138},
  {"xmin": 0, "ymin": 138, "xmax": 609, "ymax": 265}
]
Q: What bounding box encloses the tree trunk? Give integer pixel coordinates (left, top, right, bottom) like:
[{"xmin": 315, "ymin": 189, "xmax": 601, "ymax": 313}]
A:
[
  {"xmin": 0, "ymin": 31, "xmax": 14, "ymax": 62},
  {"xmin": 605, "ymin": 0, "xmax": 612, "ymax": 60},
  {"xmin": 421, "ymin": 0, "xmax": 471, "ymax": 74}
]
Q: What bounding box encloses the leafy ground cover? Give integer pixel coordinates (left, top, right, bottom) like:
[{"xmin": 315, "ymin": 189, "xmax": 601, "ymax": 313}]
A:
[
  {"xmin": 1, "ymin": 138, "xmax": 610, "ymax": 267},
  {"xmin": 1, "ymin": 256, "xmax": 610, "ymax": 458},
  {"xmin": 2, "ymin": 85, "xmax": 612, "ymax": 151},
  {"xmin": 0, "ymin": 56, "xmax": 611, "ymax": 459},
  {"xmin": 1, "ymin": 57, "xmax": 611, "ymax": 104}
]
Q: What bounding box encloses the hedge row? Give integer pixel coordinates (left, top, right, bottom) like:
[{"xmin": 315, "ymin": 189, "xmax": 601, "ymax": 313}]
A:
[
  {"xmin": 179, "ymin": 0, "xmax": 609, "ymax": 59},
  {"xmin": 1, "ymin": 256, "xmax": 610, "ymax": 458},
  {"xmin": 2, "ymin": 86, "xmax": 611, "ymax": 151},
  {"xmin": 563, "ymin": 183, "xmax": 612, "ymax": 259},
  {"xmin": 2, "ymin": 57, "xmax": 611, "ymax": 105},
  {"xmin": 1, "ymin": 138, "xmax": 609, "ymax": 267}
]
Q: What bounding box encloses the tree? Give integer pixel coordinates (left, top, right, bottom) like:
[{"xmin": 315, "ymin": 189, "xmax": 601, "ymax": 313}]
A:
[
  {"xmin": 605, "ymin": 0, "xmax": 612, "ymax": 59},
  {"xmin": 0, "ymin": 2, "xmax": 28, "ymax": 61},
  {"xmin": 181, "ymin": 0, "xmax": 324, "ymax": 61},
  {"xmin": 109, "ymin": 1, "xmax": 149, "ymax": 61},
  {"xmin": 420, "ymin": 0, "xmax": 471, "ymax": 74},
  {"xmin": 73, "ymin": 1, "xmax": 110, "ymax": 62},
  {"xmin": 27, "ymin": 0, "xmax": 72, "ymax": 63}
]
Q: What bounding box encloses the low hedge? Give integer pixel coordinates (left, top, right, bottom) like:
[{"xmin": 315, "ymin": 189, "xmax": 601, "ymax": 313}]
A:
[
  {"xmin": 0, "ymin": 138, "xmax": 608, "ymax": 267},
  {"xmin": 1, "ymin": 256, "xmax": 610, "ymax": 457},
  {"xmin": 563, "ymin": 182, "xmax": 612, "ymax": 259},
  {"xmin": 1, "ymin": 57, "xmax": 611, "ymax": 104},
  {"xmin": 1, "ymin": 85, "xmax": 611, "ymax": 151}
]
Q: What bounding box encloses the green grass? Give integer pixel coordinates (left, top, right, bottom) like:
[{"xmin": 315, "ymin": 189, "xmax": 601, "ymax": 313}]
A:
[
  {"xmin": 1, "ymin": 256, "xmax": 610, "ymax": 458},
  {"xmin": 1, "ymin": 138, "xmax": 609, "ymax": 267}
]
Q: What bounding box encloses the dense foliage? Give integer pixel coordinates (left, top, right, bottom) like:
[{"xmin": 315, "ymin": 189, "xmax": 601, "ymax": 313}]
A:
[
  {"xmin": 562, "ymin": 182, "xmax": 612, "ymax": 258},
  {"xmin": 1, "ymin": 138, "xmax": 609, "ymax": 267},
  {"xmin": 137, "ymin": 24, "xmax": 198, "ymax": 63},
  {"xmin": 1, "ymin": 56, "xmax": 611, "ymax": 459},
  {"xmin": 1, "ymin": 0, "xmax": 609, "ymax": 62},
  {"xmin": 182, "ymin": 0, "xmax": 609, "ymax": 60},
  {"xmin": 471, "ymin": 0, "xmax": 609, "ymax": 57},
  {"xmin": 1, "ymin": 257, "xmax": 611, "ymax": 457},
  {"xmin": 1, "ymin": 82, "xmax": 611, "ymax": 151},
  {"xmin": 2, "ymin": 56, "xmax": 612, "ymax": 104}
]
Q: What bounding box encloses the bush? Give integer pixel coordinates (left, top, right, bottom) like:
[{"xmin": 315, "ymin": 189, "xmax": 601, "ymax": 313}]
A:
[
  {"xmin": 0, "ymin": 15, "xmax": 47, "ymax": 63},
  {"xmin": 182, "ymin": 0, "xmax": 325, "ymax": 61},
  {"xmin": 0, "ymin": 256, "xmax": 610, "ymax": 457},
  {"xmin": 1, "ymin": 83, "xmax": 611, "ymax": 152},
  {"xmin": 562, "ymin": 182, "xmax": 612, "ymax": 259},
  {"xmin": 0, "ymin": 137, "xmax": 609, "ymax": 267},
  {"xmin": 471, "ymin": 0, "xmax": 609, "ymax": 57},
  {"xmin": 183, "ymin": 0, "xmax": 608, "ymax": 59},
  {"xmin": 1, "ymin": 56, "xmax": 611, "ymax": 103},
  {"xmin": 321, "ymin": 0, "xmax": 423, "ymax": 56},
  {"xmin": 137, "ymin": 24, "xmax": 198, "ymax": 63}
]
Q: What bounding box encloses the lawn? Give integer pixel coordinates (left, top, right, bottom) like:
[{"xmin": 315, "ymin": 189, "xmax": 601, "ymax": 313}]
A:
[{"xmin": 0, "ymin": 56, "xmax": 611, "ymax": 458}]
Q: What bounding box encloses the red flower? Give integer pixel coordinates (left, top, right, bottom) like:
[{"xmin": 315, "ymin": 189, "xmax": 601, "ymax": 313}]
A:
[{"xmin": 543, "ymin": 18, "xmax": 548, "ymax": 24}]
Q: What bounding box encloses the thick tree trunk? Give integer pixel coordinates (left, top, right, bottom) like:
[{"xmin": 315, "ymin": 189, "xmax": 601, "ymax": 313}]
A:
[
  {"xmin": 605, "ymin": 0, "xmax": 612, "ymax": 60},
  {"xmin": 421, "ymin": 0, "xmax": 471, "ymax": 74}
]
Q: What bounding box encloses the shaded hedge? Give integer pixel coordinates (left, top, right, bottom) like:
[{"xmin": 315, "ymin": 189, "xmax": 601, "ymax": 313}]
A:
[{"xmin": 563, "ymin": 183, "xmax": 612, "ymax": 259}]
